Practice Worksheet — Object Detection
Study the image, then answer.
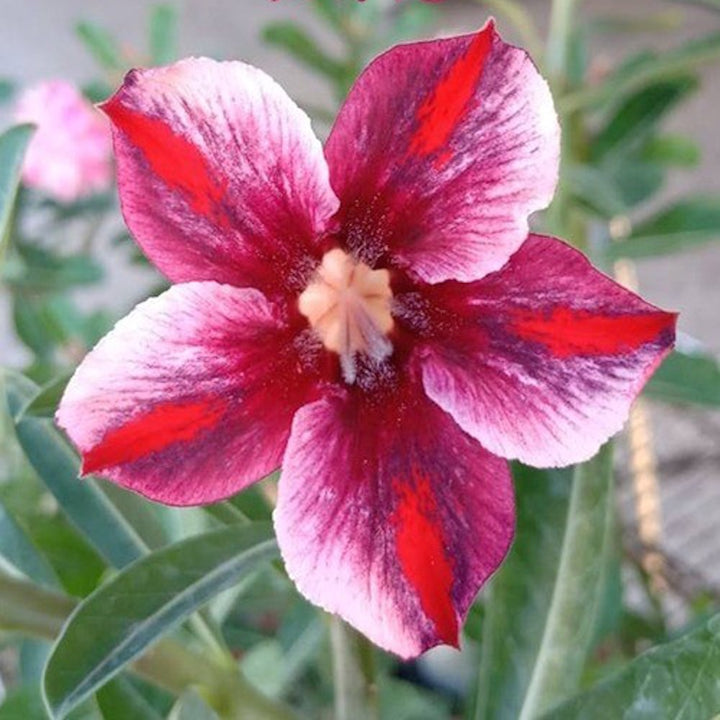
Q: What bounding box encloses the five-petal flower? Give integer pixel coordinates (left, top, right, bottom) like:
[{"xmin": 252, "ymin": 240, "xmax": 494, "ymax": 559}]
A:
[{"xmin": 57, "ymin": 21, "xmax": 676, "ymax": 658}]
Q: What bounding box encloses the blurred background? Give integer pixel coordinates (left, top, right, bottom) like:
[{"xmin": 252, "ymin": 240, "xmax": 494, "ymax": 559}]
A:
[{"xmin": 1, "ymin": 0, "xmax": 719, "ymax": 716}]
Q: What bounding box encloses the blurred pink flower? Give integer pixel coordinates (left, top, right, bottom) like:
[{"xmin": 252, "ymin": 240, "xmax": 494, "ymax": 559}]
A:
[{"xmin": 14, "ymin": 80, "xmax": 112, "ymax": 202}]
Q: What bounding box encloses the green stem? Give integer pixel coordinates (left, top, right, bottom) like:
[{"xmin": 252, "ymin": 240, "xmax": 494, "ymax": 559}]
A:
[
  {"xmin": 546, "ymin": 0, "xmax": 581, "ymax": 81},
  {"xmin": 0, "ymin": 571, "xmax": 299, "ymax": 720},
  {"xmin": 517, "ymin": 444, "xmax": 615, "ymax": 719},
  {"xmin": 329, "ymin": 616, "xmax": 378, "ymax": 720}
]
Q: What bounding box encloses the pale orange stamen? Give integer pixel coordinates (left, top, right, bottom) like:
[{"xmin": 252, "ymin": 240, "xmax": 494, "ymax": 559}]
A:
[{"xmin": 298, "ymin": 248, "xmax": 394, "ymax": 382}]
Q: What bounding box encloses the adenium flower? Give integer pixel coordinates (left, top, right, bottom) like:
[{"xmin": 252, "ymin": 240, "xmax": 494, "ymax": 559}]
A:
[
  {"xmin": 13, "ymin": 80, "xmax": 112, "ymax": 202},
  {"xmin": 57, "ymin": 21, "xmax": 676, "ymax": 657}
]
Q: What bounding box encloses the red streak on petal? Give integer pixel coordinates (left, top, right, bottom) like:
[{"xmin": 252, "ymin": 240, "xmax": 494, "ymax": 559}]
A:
[
  {"xmin": 83, "ymin": 398, "xmax": 226, "ymax": 474},
  {"xmin": 104, "ymin": 99, "xmax": 228, "ymax": 223},
  {"xmin": 512, "ymin": 307, "xmax": 674, "ymax": 358},
  {"xmin": 392, "ymin": 469, "xmax": 458, "ymax": 646},
  {"xmin": 409, "ymin": 22, "xmax": 494, "ymax": 162}
]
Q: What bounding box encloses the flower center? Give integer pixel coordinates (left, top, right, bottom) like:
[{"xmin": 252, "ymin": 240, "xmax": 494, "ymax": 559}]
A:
[{"xmin": 298, "ymin": 248, "xmax": 394, "ymax": 383}]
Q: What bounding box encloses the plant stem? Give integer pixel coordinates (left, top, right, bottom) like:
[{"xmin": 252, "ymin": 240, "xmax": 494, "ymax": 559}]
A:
[
  {"xmin": 329, "ymin": 616, "xmax": 378, "ymax": 720},
  {"xmin": 517, "ymin": 444, "xmax": 615, "ymax": 719},
  {"xmin": 546, "ymin": 0, "xmax": 581, "ymax": 81}
]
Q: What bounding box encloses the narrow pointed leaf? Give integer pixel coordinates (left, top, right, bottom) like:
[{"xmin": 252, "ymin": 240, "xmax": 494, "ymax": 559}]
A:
[
  {"xmin": 149, "ymin": 5, "xmax": 178, "ymax": 66},
  {"xmin": 262, "ymin": 22, "xmax": 348, "ymax": 82},
  {"xmin": 474, "ymin": 466, "xmax": 573, "ymax": 720},
  {"xmin": 75, "ymin": 22, "xmax": 123, "ymax": 71},
  {"xmin": 561, "ymin": 32, "xmax": 720, "ymax": 113},
  {"xmin": 5, "ymin": 371, "xmax": 147, "ymax": 568},
  {"xmin": 542, "ymin": 614, "xmax": 720, "ymax": 719},
  {"xmin": 0, "ymin": 125, "xmax": 34, "ymax": 247},
  {"xmin": 644, "ymin": 349, "xmax": 720, "ymax": 406},
  {"xmin": 590, "ymin": 76, "xmax": 697, "ymax": 160},
  {"xmin": 43, "ymin": 523, "xmax": 277, "ymax": 719},
  {"xmin": 96, "ymin": 677, "xmax": 163, "ymax": 720},
  {"xmin": 0, "ymin": 499, "xmax": 58, "ymax": 587},
  {"xmin": 608, "ymin": 197, "xmax": 720, "ymax": 259},
  {"xmin": 518, "ymin": 444, "xmax": 615, "ymax": 719},
  {"xmin": 17, "ymin": 372, "xmax": 71, "ymax": 418}
]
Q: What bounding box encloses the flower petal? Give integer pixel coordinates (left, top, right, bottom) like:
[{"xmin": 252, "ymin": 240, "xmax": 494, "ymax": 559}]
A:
[
  {"xmin": 103, "ymin": 58, "xmax": 339, "ymax": 294},
  {"xmin": 325, "ymin": 20, "xmax": 559, "ymax": 283},
  {"xmin": 57, "ymin": 283, "xmax": 324, "ymax": 505},
  {"xmin": 275, "ymin": 382, "xmax": 514, "ymax": 658},
  {"xmin": 419, "ymin": 235, "xmax": 677, "ymax": 467}
]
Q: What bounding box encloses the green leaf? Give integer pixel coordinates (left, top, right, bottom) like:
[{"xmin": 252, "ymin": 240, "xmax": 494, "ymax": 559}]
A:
[
  {"xmin": 0, "ymin": 499, "xmax": 58, "ymax": 587},
  {"xmin": 168, "ymin": 691, "xmax": 219, "ymax": 720},
  {"xmin": 667, "ymin": 0, "xmax": 720, "ymax": 11},
  {"xmin": 517, "ymin": 444, "xmax": 615, "ymax": 719},
  {"xmin": 12, "ymin": 294, "xmax": 66, "ymax": 358},
  {"xmin": 644, "ymin": 349, "xmax": 720, "ymax": 407},
  {"xmin": 43, "ymin": 523, "xmax": 277, "ymax": 720},
  {"xmin": 262, "ymin": 22, "xmax": 348, "ymax": 83},
  {"xmin": 96, "ymin": 677, "xmax": 163, "ymax": 720},
  {"xmin": 75, "ymin": 22, "xmax": 123, "ymax": 71},
  {"xmin": 640, "ymin": 134, "xmax": 700, "ymax": 167},
  {"xmin": 19, "ymin": 373, "xmax": 72, "ymax": 419},
  {"xmin": 5, "ymin": 244, "xmax": 104, "ymax": 290},
  {"xmin": 608, "ymin": 197, "xmax": 720, "ymax": 259},
  {"xmin": 28, "ymin": 515, "xmax": 106, "ymax": 598},
  {"xmin": 561, "ymin": 32, "xmax": 720, "ymax": 113},
  {"xmin": 241, "ymin": 613, "xmax": 324, "ymax": 698},
  {"xmin": 591, "ymin": 75, "xmax": 697, "ymax": 160},
  {"xmin": 5, "ymin": 371, "xmax": 147, "ymax": 569},
  {"xmin": 0, "ymin": 686, "xmax": 46, "ymax": 720},
  {"xmin": 0, "ymin": 78, "xmax": 15, "ymax": 103},
  {"xmin": 543, "ymin": 614, "xmax": 720, "ymax": 719},
  {"xmin": 605, "ymin": 159, "xmax": 665, "ymax": 208},
  {"xmin": 565, "ymin": 165, "xmax": 627, "ymax": 219},
  {"xmin": 149, "ymin": 5, "xmax": 178, "ymax": 66},
  {"xmin": 474, "ymin": 466, "xmax": 573, "ymax": 720},
  {"xmin": 379, "ymin": 677, "xmax": 449, "ymax": 720},
  {"xmin": 0, "ymin": 125, "xmax": 34, "ymax": 252}
]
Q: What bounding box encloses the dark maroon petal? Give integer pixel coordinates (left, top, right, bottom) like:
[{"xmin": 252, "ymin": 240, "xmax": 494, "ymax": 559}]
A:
[
  {"xmin": 57, "ymin": 282, "xmax": 326, "ymax": 505},
  {"xmin": 419, "ymin": 235, "xmax": 677, "ymax": 466},
  {"xmin": 275, "ymin": 379, "xmax": 514, "ymax": 658},
  {"xmin": 102, "ymin": 58, "xmax": 339, "ymax": 296},
  {"xmin": 325, "ymin": 21, "xmax": 559, "ymax": 283}
]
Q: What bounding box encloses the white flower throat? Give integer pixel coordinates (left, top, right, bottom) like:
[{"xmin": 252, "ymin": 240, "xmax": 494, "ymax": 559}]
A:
[{"xmin": 298, "ymin": 248, "xmax": 394, "ymax": 383}]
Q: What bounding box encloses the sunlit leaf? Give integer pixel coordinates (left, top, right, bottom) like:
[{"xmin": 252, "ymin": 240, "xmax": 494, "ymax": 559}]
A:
[{"xmin": 43, "ymin": 523, "xmax": 277, "ymax": 719}]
